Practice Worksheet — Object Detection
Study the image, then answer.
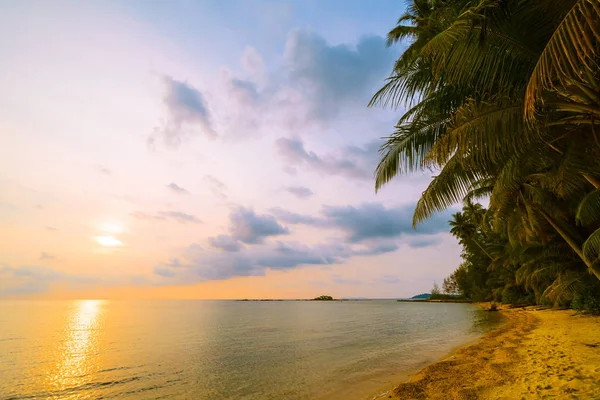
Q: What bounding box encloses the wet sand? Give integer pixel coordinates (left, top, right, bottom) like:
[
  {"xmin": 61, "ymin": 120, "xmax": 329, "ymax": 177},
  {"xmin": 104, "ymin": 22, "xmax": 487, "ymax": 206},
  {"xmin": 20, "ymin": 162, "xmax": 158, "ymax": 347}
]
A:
[{"xmin": 387, "ymin": 306, "xmax": 600, "ymax": 399}]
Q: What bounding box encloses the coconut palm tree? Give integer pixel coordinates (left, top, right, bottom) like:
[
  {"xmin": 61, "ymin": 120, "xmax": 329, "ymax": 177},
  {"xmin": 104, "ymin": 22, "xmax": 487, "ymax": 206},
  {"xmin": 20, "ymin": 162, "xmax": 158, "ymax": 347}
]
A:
[{"xmin": 371, "ymin": 0, "xmax": 600, "ymax": 286}]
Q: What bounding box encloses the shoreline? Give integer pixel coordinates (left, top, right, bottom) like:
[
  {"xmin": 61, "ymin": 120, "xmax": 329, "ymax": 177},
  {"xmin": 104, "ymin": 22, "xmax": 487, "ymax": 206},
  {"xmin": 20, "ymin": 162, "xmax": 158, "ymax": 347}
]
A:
[{"xmin": 380, "ymin": 305, "xmax": 600, "ymax": 399}]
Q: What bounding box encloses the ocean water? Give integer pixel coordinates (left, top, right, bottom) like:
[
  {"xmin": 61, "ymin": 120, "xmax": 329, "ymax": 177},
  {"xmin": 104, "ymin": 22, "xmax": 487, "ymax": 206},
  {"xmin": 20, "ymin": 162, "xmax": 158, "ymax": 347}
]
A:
[{"xmin": 0, "ymin": 300, "xmax": 500, "ymax": 400}]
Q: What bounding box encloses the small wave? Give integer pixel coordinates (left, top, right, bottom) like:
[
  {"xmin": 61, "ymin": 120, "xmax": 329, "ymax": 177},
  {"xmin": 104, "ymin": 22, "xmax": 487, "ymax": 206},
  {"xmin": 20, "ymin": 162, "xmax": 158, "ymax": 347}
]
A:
[
  {"xmin": 0, "ymin": 337, "xmax": 22, "ymax": 342},
  {"xmin": 7, "ymin": 376, "xmax": 144, "ymax": 399},
  {"xmin": 98, "ymin": 366, "xmax": 135, "ymax": 373}
]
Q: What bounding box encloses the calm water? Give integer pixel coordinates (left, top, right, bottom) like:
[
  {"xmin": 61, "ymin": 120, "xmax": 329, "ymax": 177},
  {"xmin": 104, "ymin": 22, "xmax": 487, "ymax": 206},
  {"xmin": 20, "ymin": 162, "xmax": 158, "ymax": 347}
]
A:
[{"xmin": 0, "ymin": 300, "xmax": 500, "ymax": 400}]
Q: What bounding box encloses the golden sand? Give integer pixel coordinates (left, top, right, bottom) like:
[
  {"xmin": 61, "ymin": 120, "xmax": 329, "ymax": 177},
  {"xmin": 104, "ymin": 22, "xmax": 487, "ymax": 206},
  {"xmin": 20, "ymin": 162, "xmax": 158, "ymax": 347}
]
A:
[{"xmin": 389, "ymin": 306, "xmax": 600, "ymax": 400}]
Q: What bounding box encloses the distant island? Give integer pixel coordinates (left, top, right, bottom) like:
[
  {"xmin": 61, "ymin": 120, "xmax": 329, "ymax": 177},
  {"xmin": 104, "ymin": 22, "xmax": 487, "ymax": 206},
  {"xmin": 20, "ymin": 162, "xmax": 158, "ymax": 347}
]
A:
[
  {"xmin": 410, "ymin": 293, "xmax": 431, "ymax": 299},
  {"xmin": 313, "ymin": 295, "xmax": 334, "ymax": 301}
]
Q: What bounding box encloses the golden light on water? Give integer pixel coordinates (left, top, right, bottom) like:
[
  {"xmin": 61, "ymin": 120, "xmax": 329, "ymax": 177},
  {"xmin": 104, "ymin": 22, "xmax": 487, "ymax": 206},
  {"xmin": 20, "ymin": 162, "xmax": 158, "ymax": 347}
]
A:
[{"xmin": 49, "ymin": 300, "xmax": 104, "ymax": 391}]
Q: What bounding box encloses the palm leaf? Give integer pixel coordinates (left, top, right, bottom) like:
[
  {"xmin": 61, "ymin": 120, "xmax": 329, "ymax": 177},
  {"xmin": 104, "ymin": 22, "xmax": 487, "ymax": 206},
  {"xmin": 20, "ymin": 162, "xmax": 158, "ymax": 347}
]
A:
[
  {"xmin": 525, "ymin": 0, "xmax": 600, "ymax": 120},
  {"xmin": 429, "ymin": 97, "xmax": 528, "ymax": 169},
  {"xmin": 576, "ymin": 189, "xmax": 600, "ymax": 226},
  {"xmin": 582, "ymin": 227, "xmax": 600, "ymax": 260},
  {"xmin": 542, "ymin": 270, "xmax": 586, "ymax": 303},
  {"xmin": 413, "ymin": 153, "xmax": 482, "ymax": 226},
  {"xmin": 375, "ymin": 115, "xmax": 449, "ymax": 191}
]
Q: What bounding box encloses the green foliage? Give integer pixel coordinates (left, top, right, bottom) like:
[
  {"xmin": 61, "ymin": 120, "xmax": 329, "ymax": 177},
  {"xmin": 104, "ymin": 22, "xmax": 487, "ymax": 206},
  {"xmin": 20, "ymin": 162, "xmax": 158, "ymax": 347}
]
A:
[
  {"xmin": 571, "ymin": 295, "xmax": 585, "ymax": 312},
  {"xmin": 584, "ymin": 296, "xmax": 600, "ymax": 314},
  {"xmin": 372, "ymin": 0, "xmax": 600, "ymax": 309},
  {"xmin": 429, "ymin": 293, "xmax": 466, "ymax": 301},
  {"xmin": 501, "ymin": 286, "xmax": 520, "ymax": 306},
  {"xmin": 571, "ymin": 288, "xmax": 600, "ymax": 314},
  {"xmin": 313, "ymin": 295, "xmax": 334, "ymax": 301},
  {"xmin": 411, "ymin": 293, "xmax": 431, "ymax": 299}
]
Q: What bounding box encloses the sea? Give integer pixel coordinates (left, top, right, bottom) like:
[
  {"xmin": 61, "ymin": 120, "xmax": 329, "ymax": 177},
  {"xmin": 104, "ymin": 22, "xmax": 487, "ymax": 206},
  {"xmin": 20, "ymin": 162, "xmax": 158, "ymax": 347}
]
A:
[{"xmin": 0, "ymin": 300, "xmax": 501, "ymax": 400}]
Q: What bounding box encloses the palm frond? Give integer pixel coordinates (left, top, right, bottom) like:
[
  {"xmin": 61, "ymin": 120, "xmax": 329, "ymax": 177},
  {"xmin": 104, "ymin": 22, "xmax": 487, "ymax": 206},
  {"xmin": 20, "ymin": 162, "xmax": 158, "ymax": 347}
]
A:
[
  {"xmin": 413, "ymin": 153, "xmax": 482, "ymax": 226},
  {"xmin": 429, "ymin": 97, "xmax": 528, "ymax": 169},
  {"xmin": 542, "ymin": 270, "xmax": 586, "ymax": 303},
  {"xmin": 525, "ymin": 0, "xmax": 600, "ymax": 120},
  {"xmin": 582, "ymin": 227, "xmax": 600, "ymax": 261},
  {"xmin": 576, "ymin": 189, "xmax": 600, "ymax": 226}
]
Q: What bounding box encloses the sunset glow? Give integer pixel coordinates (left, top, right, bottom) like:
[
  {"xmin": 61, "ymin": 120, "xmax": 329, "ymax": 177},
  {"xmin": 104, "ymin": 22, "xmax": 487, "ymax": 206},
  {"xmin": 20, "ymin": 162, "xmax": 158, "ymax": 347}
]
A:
[
  {"xmin": 0, "ymin": 0, "xmax": 461, "ymax": 299},
  {"xmin": 94, "ymin": 236, "xmax": 123, "ymax": 247}
]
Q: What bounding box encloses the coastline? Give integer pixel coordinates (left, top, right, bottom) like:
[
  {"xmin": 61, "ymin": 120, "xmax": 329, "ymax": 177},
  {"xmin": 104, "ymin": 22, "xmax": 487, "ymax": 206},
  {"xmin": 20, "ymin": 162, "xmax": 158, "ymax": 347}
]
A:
[{"xmin": 382, "ymin": 306, "xmax": 600, "ymax": 399}]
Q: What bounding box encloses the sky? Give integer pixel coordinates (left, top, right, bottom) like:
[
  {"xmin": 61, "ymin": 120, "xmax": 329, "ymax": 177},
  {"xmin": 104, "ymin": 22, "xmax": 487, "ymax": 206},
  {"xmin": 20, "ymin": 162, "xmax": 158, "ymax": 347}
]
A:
[{"xmin": 0, "ymin": 0, "xmax": 462, "ymax": 299}]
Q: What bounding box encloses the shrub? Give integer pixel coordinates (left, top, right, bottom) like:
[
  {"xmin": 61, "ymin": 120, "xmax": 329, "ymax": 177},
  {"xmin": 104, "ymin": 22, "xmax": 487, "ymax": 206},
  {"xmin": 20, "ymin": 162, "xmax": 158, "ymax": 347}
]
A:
[
  {"xmin": 539, "ymin": 296, "xmax": 553, "ymax": 307},
  {"xmin": 501, "ymin": 286, "xmax": 520, "ymax": 305},
  {"xmin": 515, "ymin": 293, "xmax": 536, "ymax": 306},
  {"xmin": 571, "ymin": 295, "xmax": 585, "ymax": 312},
  {"xmin": 584, "ymin": 296, "xmax": 600, "ymax": 314},
  {"xmin": 571, "ymin": 293, "xmax": 600, "ymax": 314},
  {"xmin": 429, "ymin": 293, "xmax": 466, "ymax": 301},
  {"xmin": 313, "ymin": 295, "xmax": 334, "ymax": 301}
]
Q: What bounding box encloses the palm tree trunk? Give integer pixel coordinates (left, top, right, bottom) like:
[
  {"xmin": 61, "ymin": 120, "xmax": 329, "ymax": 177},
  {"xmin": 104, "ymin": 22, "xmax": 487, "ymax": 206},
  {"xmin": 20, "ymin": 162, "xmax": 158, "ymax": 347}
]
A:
[
  {"xmin": 583, "ymin": 174, "xmax": 600, "ymax": 189},
  {"xmin": 470, "ymin": 238, "xmax": 493, "ymax": 260},
  {"xmin": 538, "ymin": 208, "xmax": 600, "ymax": 281}
]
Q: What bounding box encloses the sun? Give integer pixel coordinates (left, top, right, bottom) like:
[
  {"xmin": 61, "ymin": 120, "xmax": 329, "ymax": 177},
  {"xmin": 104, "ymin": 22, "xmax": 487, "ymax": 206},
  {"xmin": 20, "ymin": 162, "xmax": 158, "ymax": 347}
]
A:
[{"xmin": 94, "ymin": 236, "xmax": 123, "ymax": 247}]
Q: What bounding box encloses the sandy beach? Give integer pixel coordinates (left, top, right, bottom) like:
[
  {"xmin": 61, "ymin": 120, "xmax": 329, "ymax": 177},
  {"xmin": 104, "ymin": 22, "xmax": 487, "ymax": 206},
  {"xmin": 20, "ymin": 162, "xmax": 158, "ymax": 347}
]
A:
[{"xmin": 389, "ymin": 306, "xmax": 600, "ymax": 400}]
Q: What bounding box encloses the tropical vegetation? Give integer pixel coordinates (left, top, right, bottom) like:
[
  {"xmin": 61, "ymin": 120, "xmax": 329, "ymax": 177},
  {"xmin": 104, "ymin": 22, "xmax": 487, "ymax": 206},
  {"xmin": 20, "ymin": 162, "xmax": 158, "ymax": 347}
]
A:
[{"xmin": 371, "ymin": 0, "xmax": 600, "ymax": 312}]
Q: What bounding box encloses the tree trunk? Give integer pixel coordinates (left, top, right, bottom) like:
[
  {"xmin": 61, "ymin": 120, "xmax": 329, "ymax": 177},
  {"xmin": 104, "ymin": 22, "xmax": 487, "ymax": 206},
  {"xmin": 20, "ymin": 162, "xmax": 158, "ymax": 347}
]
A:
[
  {"xmin": 583, "ymin": 173, "xmax": 600, "ymax": 189},
  {"xmin": 471, "ymin": 238, "xmax": 493, "ymax": 260}
]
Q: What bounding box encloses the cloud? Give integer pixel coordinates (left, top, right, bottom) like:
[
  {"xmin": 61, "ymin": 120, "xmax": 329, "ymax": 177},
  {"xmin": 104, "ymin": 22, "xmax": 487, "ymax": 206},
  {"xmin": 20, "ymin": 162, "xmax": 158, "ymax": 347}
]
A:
[
  {"xmin": 157, "ymin": 211, "xmax": 201, "ymax": 224},
  {"xmin": 405, "ymin": 236, "xmax": 444, "ymax": 248},
  {"xmin": 152, "ymin": 240, "xmax": 339, "ymax": 282},
  {"xmin": 209, "ymin": 235, "xmax": 242, "ymax": 252},
  {"xmin": 284, "ymin": 186, "xmax": 314, "ymax": 198},
  {"xmin": 152, "ymin": 76, "xmax": 215, "ymax": 147},
  {"xmin": 152, "ymin": 236, "xmax": 399, "ymax": 284},
  {"xmin": 39, "ymin": 252, "xmax": 56, "ymax": 261},
  {"xmin": 210, "ymin": 30, "xmax": 394, "ymax": 139},
  {"xmin": 166, "ymin": 182, "xmax": 189, "ymax": 195},
  {"xmin": 276, "ymin": 137, "xmax": 380, "ymax": 180},
  {"xmin": 131, "ymin": 211, "xmax": 165, "ymax": 220},
  {"xmin": 0, "ymin": 265, "xmax": 98, "ymax": 295},
  {"xmin": 256, "ymin": 241, "xmax": 337, "ymax": 269},
  {"xmin": 241, "ymin": 46, "xmax": 266, "ymax": 82},
  {"xmin": 284, "ymin": 31, "xmax": 393, "ymax": 120},
  {"xmin": 228, "ymin": 78, "xmax": 260, "ymax": 106},
  {"xmin": 203, "ymin": 175, "xmax": 227, "ymax": 199},
  {"xmin": 269, "ymin": 207, "xmax": 319, "ymax": 224},
  {"xmin": 283, "ymin": 166, "xmax": 297, "ymax": 175},
  {"xmin": 165, "ymin": 258, "xmax": 183, "ymax": 267},
  {"xmin": 153, "ymin": 266, "xmax": 176, "ymax": 278},
  {"xmin": 131, "ymin": 210, "xmax": 200, "ymax": 224},
  {"xmin": 228, "ymin": 207, "xmax": 289, "ymax": 244},
  {"xmin": 45, "ymin": 226, "xmax": 58, "ymax": 231},
  {"xmin": 352, "ymin": 243, "xmax": 400, "ymax": 256},
  {"xmin": 272, "ymin": 203, "xmax": 450, "ymax": 244},
  {"xmin": 321, "ymin": 203, "xmax": 450, "ymax": 242}
]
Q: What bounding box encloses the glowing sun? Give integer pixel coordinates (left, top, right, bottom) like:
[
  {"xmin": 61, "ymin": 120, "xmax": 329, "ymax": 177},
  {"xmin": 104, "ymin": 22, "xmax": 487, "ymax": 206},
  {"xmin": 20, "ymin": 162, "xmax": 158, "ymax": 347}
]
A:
[{"xmin": 94, "ymin": 236, "xmax": 123, "ymax": 247}]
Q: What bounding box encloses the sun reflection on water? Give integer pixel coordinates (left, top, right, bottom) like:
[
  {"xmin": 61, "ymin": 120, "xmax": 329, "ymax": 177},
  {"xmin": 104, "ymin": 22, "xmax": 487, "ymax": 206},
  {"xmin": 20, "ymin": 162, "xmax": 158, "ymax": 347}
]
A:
[{"xmin": 49, "ymin": 300, "xmax": 105, "ymax": 393}]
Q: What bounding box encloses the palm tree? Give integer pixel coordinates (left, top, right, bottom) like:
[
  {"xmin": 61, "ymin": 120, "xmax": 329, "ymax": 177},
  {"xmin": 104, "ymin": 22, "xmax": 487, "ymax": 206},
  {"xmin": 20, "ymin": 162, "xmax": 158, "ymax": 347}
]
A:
[
  {"xmin": 371, "ymin": 0, "xmax": 600, "ymax": 285},
  {"xmin": 449, "ymin": 209, "xmax": 492, "ymax": 259}
]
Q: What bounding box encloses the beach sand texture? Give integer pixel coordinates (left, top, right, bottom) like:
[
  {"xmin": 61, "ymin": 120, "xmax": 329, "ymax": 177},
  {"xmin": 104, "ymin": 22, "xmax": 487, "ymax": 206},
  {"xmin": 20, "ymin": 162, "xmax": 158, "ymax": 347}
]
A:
[{"xmin": 390, "ymin": 307, "xmax": 600, "ymax": 399}]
